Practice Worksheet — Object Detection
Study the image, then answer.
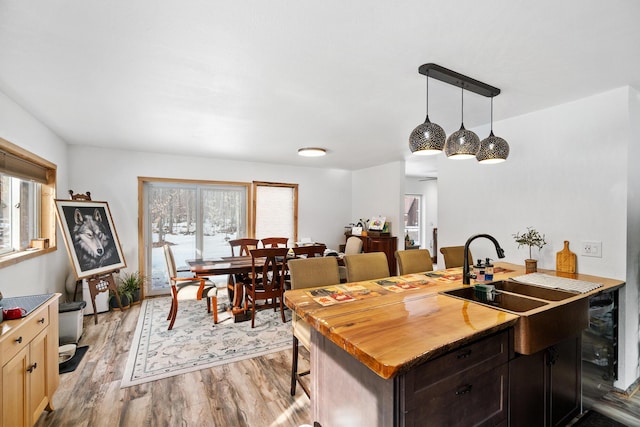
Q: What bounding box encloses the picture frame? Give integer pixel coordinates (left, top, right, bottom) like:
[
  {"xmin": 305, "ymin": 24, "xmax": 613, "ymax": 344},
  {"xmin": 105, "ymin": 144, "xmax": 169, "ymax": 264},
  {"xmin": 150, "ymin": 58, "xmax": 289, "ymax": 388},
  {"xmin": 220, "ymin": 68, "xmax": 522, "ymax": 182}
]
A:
[{"xmin": 54, "ymin": 200, "xmax": 126, "ymax": 280}]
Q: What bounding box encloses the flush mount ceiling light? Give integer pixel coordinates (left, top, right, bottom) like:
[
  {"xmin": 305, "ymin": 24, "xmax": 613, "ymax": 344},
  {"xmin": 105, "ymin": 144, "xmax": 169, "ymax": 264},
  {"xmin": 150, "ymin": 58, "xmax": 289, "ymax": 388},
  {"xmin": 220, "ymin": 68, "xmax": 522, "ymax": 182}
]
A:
[
  {"xmin": 410, "ymin": 63, "xmax": 508, "ymax": 163},
  {"xmin": 409, "ymin": 75, "xmax": 446, "ymax": 155},
  {"xmin": 476, "ymin": 97, "xmax": 510, "ymax": 164},
  {"xmin": 297, "ymin": 147, "xmax": 326, "ymax": 157}
]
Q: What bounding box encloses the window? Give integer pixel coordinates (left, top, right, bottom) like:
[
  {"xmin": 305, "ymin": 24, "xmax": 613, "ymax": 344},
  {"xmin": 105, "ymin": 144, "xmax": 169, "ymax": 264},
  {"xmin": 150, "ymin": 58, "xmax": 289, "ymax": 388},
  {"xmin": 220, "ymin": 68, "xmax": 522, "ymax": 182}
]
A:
[
  {"xmin": 140, "ymin": 178, "xmax": 251, "ymax": 296},
  {"xmin": 253, "ymin": 181, "xmax": 298, "ymax": 245},
  {"xmin": 404, "ymin": 194, "xmax": 422, "ymax": 246},
  {"xmin": 0, "ymin": 138, "xmax": 56, "ymax": 267}
]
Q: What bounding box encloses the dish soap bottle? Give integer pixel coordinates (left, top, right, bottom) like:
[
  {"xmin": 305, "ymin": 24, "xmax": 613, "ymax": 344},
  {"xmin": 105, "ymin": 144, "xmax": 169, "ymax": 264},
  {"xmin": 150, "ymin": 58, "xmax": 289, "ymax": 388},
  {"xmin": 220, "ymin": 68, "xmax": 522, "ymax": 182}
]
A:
[{"xmin": 484, "ymin": 258, "xmax": 494, "ymax": 282}]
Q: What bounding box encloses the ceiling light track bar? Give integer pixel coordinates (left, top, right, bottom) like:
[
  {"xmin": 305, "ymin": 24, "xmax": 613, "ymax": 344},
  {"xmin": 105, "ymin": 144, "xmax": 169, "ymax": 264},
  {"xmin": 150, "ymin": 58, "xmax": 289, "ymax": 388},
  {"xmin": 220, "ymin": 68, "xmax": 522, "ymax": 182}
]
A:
[{"xmin": 418, "ymin": 63, "xmax": 500, "ymax": 98}]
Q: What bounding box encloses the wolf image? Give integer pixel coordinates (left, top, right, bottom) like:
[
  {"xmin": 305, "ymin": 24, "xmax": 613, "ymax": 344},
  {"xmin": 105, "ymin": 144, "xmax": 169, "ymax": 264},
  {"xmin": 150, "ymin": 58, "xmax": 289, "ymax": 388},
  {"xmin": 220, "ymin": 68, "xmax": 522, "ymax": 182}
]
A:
[{"xmin": 72, "ymin": 208, "xmax": 119, "ymax": 271}]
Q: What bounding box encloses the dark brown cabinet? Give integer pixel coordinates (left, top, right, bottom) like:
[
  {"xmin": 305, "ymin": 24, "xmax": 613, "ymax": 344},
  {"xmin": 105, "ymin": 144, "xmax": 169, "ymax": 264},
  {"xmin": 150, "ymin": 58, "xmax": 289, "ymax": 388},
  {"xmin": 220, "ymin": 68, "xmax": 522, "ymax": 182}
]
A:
[
  {"xmin": 397, "ymin": 330, "xmax": 510, "ymax": 427},
  {"xmin": 346, "ymin": 234, "xmax": 398, "ymax": 276},
  {"xmin": 509, "ymin": 334, "xmax": 582, "ymax": 427}
]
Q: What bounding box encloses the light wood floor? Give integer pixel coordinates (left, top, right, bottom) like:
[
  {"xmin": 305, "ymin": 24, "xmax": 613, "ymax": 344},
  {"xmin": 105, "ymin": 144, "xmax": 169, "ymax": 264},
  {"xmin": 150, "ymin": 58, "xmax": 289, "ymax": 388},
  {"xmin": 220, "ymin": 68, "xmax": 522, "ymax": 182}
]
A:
[
  {"xmin": 36, "ymin": 303, "xmax": 312, "ymax": 427},
  {"xmin": 36, "ymin": 302, "xmax": 640, "ymax": 427}
]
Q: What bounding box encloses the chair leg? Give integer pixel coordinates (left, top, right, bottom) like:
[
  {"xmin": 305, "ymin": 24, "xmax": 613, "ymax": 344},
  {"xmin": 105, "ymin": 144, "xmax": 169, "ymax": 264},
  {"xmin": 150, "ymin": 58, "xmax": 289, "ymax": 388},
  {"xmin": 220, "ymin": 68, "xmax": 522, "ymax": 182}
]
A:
[
  {"xmin": 291, "ymin": 335, "xmax": 299, "ymax": 396},
  {"xmin": 279, "ymin": 297, "xmax": 286, "ymax": 323},
  {"xmin": 211, "ymin": 296, "xmax": 218, "ymax": 324},
  {"xmin": 167, "ymin": 287, "xmax": 179, "ymax": 330}
]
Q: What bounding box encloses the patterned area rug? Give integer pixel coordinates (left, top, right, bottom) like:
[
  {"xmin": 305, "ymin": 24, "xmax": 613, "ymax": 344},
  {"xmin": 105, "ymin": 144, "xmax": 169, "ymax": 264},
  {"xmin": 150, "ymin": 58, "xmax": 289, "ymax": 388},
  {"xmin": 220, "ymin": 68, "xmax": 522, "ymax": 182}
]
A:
[{"xmin": 121, "ymin": 294, "xmax": 292, "ymax": 388}]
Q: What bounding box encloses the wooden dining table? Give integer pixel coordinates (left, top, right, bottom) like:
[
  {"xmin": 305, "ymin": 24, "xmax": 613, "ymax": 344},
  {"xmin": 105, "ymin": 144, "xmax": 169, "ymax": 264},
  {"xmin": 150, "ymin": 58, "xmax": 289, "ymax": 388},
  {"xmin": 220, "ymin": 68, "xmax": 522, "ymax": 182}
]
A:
[{"xmin": 186, "ymin": 256, "xmax": 267, "ymax": 322}]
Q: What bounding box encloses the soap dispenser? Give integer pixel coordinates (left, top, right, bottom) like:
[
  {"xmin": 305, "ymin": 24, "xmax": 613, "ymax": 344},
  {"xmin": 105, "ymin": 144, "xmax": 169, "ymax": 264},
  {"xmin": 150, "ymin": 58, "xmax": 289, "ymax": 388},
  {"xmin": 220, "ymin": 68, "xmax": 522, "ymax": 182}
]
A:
[
  {"xmin": 485, "ymin": 258, "xmax": 494, "ymax": 282},
  {"xmin": 473, "ymin": 259, "xmax": 485, "ymax": 282}
]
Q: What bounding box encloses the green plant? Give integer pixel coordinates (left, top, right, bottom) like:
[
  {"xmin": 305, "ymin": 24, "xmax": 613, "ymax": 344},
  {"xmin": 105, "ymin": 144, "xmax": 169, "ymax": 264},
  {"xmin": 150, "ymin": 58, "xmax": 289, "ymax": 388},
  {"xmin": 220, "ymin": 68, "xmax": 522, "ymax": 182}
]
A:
[
  {"xmin": 513, "ymin": 227, "xmax": 547, "ymax": 259},
  {"xmin": 118, "ymin": 271, "xmax": 146, "ymax": 303}
]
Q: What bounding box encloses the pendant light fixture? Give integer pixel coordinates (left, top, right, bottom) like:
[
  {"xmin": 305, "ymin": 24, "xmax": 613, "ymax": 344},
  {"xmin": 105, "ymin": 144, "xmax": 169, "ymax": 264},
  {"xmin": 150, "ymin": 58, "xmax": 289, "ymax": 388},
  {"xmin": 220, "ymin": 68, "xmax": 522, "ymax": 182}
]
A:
[
  {"xmin": 476, "ymin": 97, "xmax": 509, "ymax": 164},
  {"xmin": 444, "ymin": 87, "xmax": 480, "ymax": 159},
  {"xmin": 410, "ymin": 63, "xmax": 508, "ymax": 163},
  {"xmin": 409, "ymin": 75, "xmax": 446, "ymax": 155}
]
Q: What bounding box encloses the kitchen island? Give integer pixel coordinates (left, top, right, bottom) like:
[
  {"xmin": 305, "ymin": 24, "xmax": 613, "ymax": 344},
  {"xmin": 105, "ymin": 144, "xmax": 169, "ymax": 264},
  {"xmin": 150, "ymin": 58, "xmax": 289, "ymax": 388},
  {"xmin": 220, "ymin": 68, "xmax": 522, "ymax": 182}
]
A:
[{"xmin": 284, "ymin": 262, "xmax": 624, "ymax": 427}]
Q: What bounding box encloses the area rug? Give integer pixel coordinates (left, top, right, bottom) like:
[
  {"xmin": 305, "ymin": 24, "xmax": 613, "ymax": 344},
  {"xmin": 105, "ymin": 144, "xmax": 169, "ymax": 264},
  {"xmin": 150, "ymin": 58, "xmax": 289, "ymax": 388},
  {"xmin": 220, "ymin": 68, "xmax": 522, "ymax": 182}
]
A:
[{"xmin": 121, "ymin": 294, "xmax": 292, "ymax": 388}]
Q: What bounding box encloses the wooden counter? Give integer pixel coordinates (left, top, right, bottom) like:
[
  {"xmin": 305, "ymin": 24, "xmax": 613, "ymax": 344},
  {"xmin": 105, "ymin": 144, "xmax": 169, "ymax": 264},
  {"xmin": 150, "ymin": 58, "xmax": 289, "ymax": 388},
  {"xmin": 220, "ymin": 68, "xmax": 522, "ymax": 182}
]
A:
[
  {"xmin": 284, "ymin": 262, "xmax": 623, "ymax": 380},
  {"xmin": 285, "ymin": 263, "xmax": 624, "ymax": 426}
]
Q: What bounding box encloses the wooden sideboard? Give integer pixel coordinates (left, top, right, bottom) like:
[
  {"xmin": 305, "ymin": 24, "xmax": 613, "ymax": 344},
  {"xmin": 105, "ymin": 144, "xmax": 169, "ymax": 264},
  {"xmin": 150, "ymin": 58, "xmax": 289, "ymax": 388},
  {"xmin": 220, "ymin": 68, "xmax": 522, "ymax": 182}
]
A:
[
  {"xmin": 1, "ymin": 294, "xmax": 60, "ymax": 427},
  {"xmin": 345, "ymin": 234, "xmax": 398, "ymax": 276}
]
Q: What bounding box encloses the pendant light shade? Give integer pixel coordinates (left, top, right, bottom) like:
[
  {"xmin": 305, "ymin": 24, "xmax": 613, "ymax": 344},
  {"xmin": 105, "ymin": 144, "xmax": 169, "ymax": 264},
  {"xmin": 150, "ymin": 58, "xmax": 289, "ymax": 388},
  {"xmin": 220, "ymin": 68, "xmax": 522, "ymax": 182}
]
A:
[
  {"xmin": 409, "ymin": 76, "xmax": 445, "ymax": 155},
  {"xmin": 477, "ymin": 97, "xmax": 509, "ymax": 164},
  {"xmin": 409, "ymin": 117, "xmax": 446, "ymax": 155},
  {"xmin": 444, "ymin": 88, "xmax": 480, "ymax": 159}
]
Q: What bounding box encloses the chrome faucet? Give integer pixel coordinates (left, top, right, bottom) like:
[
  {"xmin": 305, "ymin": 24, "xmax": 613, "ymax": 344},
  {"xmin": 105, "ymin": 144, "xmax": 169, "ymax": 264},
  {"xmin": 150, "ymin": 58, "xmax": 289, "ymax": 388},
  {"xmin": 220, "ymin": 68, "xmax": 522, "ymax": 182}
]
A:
[{"xmin": 463, "ymin": 234, "xmax": 506, "ymax": 285}]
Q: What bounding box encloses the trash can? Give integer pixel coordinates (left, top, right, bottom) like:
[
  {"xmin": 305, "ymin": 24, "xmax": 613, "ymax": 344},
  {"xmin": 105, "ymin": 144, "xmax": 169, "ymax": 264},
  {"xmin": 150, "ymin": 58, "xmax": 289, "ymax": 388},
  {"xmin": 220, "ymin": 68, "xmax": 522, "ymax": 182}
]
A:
[{"xmin": 59, "ymin": 301, "xmax": 86, "ymax": 344}]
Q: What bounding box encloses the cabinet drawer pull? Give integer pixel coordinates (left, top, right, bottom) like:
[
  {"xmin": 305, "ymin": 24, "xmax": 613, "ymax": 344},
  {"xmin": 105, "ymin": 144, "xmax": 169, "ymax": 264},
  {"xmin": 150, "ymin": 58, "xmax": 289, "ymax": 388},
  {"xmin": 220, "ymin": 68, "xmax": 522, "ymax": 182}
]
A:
[
  {"xmin": 455, "ymin": 384, "xmax": 473, "ymax": 396},
  {"xmin": 15, "ymin": 336, "xmax": 23, "ymax": 344},
  {"xmin": 456, "ymin": 349, "xmax": 472, "ymax": 359},
  {"xmin": 38, "ymin": 317, "xmax": 45, "ymax": 324},
  {"xmin": 26, "ymin": 363, "xmax": 38, "ymax": 373}
]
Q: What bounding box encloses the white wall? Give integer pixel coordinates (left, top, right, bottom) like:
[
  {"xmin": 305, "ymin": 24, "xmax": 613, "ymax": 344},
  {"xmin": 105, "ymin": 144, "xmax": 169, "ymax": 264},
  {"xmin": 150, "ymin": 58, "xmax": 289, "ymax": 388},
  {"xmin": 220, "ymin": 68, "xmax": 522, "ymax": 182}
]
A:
[
  {"xmin": 438, "ymin": 87, "xmax": 637, "ymax": 390},
  {"xmin": 0, "ymin": 91, "xmax": 70, "ymax": 297},
  {"xmin": 352, "ymin": 161, "xmax": 404, "ymax": 250},
  {"xmin": 67, "ymin": 145, "xmax": 353, "ymax": 272}
]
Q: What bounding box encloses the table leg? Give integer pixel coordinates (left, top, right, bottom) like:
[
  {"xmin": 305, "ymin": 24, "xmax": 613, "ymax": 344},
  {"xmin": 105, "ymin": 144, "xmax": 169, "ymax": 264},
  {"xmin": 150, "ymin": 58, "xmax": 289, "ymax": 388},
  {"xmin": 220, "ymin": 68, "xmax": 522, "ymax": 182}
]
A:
[{"xmin": 231, "ymin": 277, "xmax": 250, "ymax": 322}]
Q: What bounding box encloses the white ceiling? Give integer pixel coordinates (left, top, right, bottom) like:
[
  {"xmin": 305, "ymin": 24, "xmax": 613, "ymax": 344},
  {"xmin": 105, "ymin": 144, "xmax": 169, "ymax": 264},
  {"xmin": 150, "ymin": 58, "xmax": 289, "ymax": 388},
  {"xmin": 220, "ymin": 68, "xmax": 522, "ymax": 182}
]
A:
[{"xmin": 1, "ymin": 0, "xmax": 639, "ymax": 178}]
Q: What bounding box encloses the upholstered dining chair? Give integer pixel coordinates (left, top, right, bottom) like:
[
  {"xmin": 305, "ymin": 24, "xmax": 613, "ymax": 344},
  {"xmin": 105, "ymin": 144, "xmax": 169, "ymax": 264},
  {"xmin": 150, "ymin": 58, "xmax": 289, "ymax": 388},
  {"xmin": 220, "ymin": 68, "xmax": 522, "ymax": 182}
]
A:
[
  {"xmin": 163, "ymin": 244, "xmax": 218, "ymax": 330},
  {"xmin": 440, "ymin": 246, "xmax": 474, "ymax": 269},
  {"xmin": 244, "ymin": 247, "xmax": 289, "ymax": 328},
  {"xmin": 339, "ymin": 236, "xmax": 364, "ymax": 282},
  {"xmin": 261, "ymin": 237, "xmax": 289, "ymax": 248},
  {"xmin": 343, "ymin": 252, "xmax": 390, "ymax": 283},
  {"xmin": 395, "ymin": 249, "xmax": 434, "ymax": 275},
  {"xmin": 287, "ymin": 256, "xmax": 340, "ymax": 397},
  {"xmin": 292, "ymin": 244, "xmax": 326, "ymax": 258}
]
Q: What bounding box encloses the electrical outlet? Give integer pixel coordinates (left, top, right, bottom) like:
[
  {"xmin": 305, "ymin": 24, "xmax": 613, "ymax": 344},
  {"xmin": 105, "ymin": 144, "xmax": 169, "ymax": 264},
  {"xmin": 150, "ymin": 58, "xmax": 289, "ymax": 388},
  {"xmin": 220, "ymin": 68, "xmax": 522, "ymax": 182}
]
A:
[{"xmin": 581, "ymin": 241, "xmax": 602, "ymax": 258}]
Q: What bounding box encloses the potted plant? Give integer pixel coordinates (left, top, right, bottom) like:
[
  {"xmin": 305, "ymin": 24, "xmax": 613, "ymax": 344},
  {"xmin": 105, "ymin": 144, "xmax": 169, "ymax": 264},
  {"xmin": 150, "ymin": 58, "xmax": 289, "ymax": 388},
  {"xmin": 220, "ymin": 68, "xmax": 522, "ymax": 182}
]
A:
[
  {"xmin": 513, "ymin": 227, "xmax": 547, "ymax": 273},
  {"xmin": 109, "ymin": 287, "xmax": 130, "ymax": 311},
  {"xmin": 118, "ymin": 271, "xmax": 146, "ymax": 305}
]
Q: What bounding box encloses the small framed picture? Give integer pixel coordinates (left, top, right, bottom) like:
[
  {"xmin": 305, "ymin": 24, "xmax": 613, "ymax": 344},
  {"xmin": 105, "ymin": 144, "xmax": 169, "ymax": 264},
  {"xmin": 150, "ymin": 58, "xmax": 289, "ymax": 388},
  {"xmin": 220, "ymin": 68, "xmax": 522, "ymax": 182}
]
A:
[{"xmin": 54, "ymin": 200, "xmax": 126, "ymax": 279}]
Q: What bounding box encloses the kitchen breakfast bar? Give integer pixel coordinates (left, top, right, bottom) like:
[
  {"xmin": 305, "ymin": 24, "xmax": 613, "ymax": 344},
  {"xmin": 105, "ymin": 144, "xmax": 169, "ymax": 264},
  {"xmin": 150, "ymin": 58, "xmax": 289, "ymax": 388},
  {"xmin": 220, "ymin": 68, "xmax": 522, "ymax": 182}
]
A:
[{"xmin": 284, "ymin": 262, "xmax": 625, "ymax": 427}]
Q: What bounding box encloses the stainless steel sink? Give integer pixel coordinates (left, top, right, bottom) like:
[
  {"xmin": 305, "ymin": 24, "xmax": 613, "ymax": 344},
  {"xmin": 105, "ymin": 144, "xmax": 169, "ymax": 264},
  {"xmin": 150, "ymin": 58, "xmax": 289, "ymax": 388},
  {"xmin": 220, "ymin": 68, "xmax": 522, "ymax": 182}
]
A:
[
  {"xmin": 442, "ymin": 285, "xmax": 588, "ymax": 355},
  {"xmin": 492, "ymin": 280, "xmax": 577, "ymax": 301},
  {"xmin": 443, "ymin": 287, "xmax": 548, "ymax": 313}
]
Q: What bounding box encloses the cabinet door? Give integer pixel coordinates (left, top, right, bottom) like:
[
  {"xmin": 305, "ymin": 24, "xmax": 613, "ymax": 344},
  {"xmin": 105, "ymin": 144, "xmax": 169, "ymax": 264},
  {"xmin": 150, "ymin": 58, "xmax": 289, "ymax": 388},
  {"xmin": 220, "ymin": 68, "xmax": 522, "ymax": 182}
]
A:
[
  {"xmin": 549, "ymin": 335, "xmax": 581, "ymax": 427},
  {"xmin": 3, "ymin": 346, "xmax": 29, "ymax": 427},
  {"xmin": 28, "ymin": 330, "xmax": 50, "ymax": 426}
]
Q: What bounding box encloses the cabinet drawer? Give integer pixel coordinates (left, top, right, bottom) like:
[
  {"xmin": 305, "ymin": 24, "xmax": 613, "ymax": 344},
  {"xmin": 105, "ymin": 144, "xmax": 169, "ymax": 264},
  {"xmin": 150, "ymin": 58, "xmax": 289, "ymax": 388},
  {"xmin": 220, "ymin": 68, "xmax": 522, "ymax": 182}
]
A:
[
  {"xmin": 401, "ymin": 362, "xmax": 508, "ymax": 427},
  {"xmin": 408, "ymin": 330, "xmax": 509, "ymax": 391},
  {"xmin": 1, "ymin": 305, "xmax": 50, "ymax": 364}
]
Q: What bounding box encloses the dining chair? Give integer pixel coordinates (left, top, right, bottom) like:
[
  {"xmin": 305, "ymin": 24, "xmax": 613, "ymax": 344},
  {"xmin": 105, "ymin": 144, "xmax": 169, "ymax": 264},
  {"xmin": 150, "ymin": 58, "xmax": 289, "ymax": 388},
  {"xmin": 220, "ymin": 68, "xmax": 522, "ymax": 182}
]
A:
[
  {"xmin": 227, "ymin": 238, "xmax": 260, "ymax": 301},
  {"xmin": 339, "ymin": 236, "xmax": 364, "ymax": 282},
  {"xmin": 395, "ymin": 249, "xmax": 434, "ymax": 275},
  {"xmin": 287, "ymin": 256, "xmax": 340, "ymax": 397},
  {"xmin": 261, "ymin": 237, "xmax": 289, "ymax": 248},
  {"xmin": 440, "ymin": 246, "xmax": 474, "ymax": 269},
  {"xmin": 343, "ymin": 252, "xmax": 390, "ymax": 282},
  {"xmin": 244, "ymin": 247, "xmax": 289, "ymax": 328},
  {"xmin": 292, "ymin": 244, "xmax": 326, "ymax": 258},
  {"xmin": 163, "ymin": 244, "xmax": 218, "ymax": 330}
]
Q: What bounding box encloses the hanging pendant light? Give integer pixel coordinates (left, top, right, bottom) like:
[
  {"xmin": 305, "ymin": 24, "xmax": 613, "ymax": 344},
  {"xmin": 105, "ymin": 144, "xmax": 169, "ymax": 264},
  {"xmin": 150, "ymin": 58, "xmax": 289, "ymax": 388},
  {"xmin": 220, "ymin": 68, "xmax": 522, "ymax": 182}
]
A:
[
  {"xmin": 409, "ymin": 75, "xmax": 446, "ymax": 155},
  {"xmin": 476, "ymin": 97, "xmax": 509, "ymax": 164},
  {"xmin": 444, "ymin": 87, "xmax": 480, "ymax": 159}
]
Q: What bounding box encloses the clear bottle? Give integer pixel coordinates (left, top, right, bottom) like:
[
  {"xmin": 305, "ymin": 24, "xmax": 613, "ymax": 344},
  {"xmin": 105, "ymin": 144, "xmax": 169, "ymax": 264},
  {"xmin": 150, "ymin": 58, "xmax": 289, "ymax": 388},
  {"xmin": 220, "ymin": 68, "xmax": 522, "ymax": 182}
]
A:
[{"xmin": 485, "ymin": 258, "xmax": 494, "ymax": 282}]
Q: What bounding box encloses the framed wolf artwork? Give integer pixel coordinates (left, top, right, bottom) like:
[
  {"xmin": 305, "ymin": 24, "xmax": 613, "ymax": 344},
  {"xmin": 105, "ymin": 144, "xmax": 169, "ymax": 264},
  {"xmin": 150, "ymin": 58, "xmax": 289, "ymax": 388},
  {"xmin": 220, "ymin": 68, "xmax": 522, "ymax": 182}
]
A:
[{"xmin": 55, "ymin": 200, "xmax": 126, "ymax": 279}]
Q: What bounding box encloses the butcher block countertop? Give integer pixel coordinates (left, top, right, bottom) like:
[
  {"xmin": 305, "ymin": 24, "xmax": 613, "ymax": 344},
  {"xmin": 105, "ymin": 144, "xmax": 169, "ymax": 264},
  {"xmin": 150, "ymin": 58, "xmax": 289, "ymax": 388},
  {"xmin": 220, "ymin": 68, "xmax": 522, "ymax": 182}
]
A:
[{"xmin": 284, "ymin": 262, "xmax": 624, "ymax": 379}]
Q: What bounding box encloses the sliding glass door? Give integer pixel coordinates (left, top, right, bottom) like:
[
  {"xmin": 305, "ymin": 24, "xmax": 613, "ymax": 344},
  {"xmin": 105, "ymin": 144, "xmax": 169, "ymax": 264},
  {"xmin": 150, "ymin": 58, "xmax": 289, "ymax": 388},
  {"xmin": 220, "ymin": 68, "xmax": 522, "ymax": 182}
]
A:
[{"xmin": 142, "ymin": 179, "xmax": 249, "ymax": 296}]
